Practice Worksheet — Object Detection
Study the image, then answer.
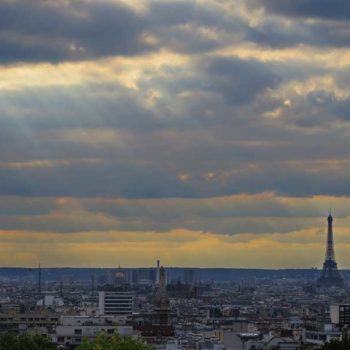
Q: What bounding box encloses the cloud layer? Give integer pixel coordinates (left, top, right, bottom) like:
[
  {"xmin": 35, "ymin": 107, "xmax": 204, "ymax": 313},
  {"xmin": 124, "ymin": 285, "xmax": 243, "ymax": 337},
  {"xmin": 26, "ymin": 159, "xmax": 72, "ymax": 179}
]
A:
[{"xmin": 1, "ymin": 0, "xmax": 350, "ymax": 267}]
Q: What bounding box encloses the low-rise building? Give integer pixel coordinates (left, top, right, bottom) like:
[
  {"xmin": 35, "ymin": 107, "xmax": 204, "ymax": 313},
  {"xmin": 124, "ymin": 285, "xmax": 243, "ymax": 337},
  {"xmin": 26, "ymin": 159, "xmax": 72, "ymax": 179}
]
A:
[{"xmin": 53, "ymin": 315, "xmax": 135, "ymax": 348}]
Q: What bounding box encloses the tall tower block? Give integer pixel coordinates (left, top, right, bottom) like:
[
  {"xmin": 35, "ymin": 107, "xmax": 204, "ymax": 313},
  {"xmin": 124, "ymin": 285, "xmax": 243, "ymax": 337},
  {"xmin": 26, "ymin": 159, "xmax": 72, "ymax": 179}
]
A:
[{"xmin": 317, "ymin": 212, "xmax": 344, "ymax": 288}]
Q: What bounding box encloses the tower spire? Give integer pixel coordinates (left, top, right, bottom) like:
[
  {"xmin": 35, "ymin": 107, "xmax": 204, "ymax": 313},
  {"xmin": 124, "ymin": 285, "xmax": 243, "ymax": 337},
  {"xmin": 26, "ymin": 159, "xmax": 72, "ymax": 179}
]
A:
[{"xmin": 317, "ymin": 212, "xmax": 344, "ymax": 288}]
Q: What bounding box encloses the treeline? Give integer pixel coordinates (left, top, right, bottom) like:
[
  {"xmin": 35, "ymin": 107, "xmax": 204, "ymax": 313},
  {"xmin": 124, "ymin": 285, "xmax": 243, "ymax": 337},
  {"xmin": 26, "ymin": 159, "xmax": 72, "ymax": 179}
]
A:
[
  {"xmin": 0, "ymin": 333, "xmax": 153, "ymax": 350},
  {"xmin": 0, "ymin": 333, "xmax": 55, "ymax": 350}
]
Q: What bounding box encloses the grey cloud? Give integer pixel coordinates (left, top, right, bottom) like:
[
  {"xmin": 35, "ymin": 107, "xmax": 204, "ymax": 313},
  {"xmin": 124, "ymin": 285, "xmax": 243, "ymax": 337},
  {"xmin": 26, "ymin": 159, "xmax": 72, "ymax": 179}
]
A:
[
  {"xmin": 2, "ymin": 0, "xmax": 350, "ymax": 242},
  {"xmin": 266, "ymin": 91, "xmax": 350, "ymax": 128},
  {"xmin": 2, "ymin": 144, "xmax": 350, "ymax": 199},
  {"xmin": 2, "ymin": 73, "xmax": 350, "ymax": 199},
  {"xmin": 248, "ymin": 0, "xmax": 350, "ymax": 20},
  {"xmin": 0, "ymin": 195, "xmax": 334, "ymax": 234},
  {"xmin": 0, "ymin": 159, "xmax": 192, "ymax": 198},
  {"xmin": 202, "ymin": 57, "xmax": 280, "ymax": 105},
  {"xmin": 0, "ymin": 0, "xmax": 151, "ymax": 63},
  {"xmin": 1, "ymin": 0, "xmax": 349, "ymax": 66},
  {"xmin": 0, "ymin": 0, "xmax": 248, "ymax": 63},
  {"xmin": 1, "ymin": 3, "xmax": 350, "ymax": 201},
  {"xmin": 0, "ymin": 84, "xmax": 161, "ymax": 131},
  {"xmin": 246, "ymin": 0, "xmax": 350, "ymax": 48},
  {"xmin": 0, "ymin": 197, "xmax": 56, "ymax": 216},
  {"xmin": 0, "ymin": 56, "xmax": 284, "ymax": 134}
]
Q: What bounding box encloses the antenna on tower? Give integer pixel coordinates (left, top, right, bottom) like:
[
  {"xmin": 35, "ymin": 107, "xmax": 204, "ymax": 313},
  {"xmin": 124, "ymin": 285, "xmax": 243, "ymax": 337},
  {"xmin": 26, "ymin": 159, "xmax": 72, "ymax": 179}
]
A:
[{"xmin": 38, "ymin": 263, "xmax": 42, "ymax": 295}]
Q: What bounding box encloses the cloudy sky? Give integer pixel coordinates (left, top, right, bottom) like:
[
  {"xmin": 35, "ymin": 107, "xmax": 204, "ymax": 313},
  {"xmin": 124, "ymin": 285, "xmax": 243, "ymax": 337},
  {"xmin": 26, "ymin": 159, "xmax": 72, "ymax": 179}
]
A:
[{"xmin": 1, "ymin": 0, "xmax": 350, "ymax": 268}]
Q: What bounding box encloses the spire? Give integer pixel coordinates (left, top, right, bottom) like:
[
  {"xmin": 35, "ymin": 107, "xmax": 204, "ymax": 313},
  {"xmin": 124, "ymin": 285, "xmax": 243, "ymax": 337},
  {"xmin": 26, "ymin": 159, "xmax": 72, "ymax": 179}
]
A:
[
  {"xmin": 328, "ymin": 209, "xmax": 333, "ymax": 224},
  {"xmin": 154, "ymin": 265, "xmax": 170, "ymax": 325},
  {"xmin": 326, "ymin": 212, "xmax": 335, "ymax": 261},
  {"xmin": 317, "ymin": 212, "xmax": 344, "ymax": 288}
]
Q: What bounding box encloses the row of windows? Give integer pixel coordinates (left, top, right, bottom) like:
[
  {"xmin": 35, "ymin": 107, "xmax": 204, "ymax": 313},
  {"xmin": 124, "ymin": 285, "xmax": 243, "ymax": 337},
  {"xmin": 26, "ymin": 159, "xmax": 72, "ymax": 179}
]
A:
[
  {"xmin": 104, "ymin": 301, "xmax": 133, "ymax": 304},
  {"xmin": 104, "ymin": 305, "xmax": 132, "ymax": 308},
  {"xmin": 0, "ymin": 317, "xmax": 58, "ymax": 322},
  {"xmin": 104, "ymin": 309, "xmax": 132, "ymax": 312},
  {"xmin": 73, "ymin": 328, "xmax": 115, "ymax": 335}
]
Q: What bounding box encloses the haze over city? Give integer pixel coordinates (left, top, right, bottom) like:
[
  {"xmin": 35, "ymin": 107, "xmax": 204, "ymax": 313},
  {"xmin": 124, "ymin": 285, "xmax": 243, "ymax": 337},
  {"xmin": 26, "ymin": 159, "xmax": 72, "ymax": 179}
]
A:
[{"xmin": 1, "ymin": 0, "xmax": 350, "ymax": 268}]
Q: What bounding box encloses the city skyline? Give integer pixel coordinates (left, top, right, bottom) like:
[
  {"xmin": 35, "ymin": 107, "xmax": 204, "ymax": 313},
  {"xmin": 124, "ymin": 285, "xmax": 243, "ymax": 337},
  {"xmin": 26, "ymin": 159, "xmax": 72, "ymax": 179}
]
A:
[{"xmin": 1, "ymin": 0, "xmax": 350, "ymax": 267}]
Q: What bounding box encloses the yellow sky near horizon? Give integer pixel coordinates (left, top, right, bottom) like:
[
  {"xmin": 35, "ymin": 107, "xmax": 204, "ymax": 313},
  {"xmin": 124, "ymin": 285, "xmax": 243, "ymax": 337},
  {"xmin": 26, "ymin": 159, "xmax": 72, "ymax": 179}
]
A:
[{"xmin": 0, "ymin": 223, "xmax": 347, "ymax": 268}]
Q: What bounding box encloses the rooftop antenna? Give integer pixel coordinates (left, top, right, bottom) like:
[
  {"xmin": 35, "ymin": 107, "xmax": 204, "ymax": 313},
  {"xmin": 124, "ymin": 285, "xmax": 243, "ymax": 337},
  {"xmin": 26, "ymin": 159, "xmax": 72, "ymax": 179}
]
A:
[{"xmin": 38, "ymin": 263, "xmax": 41, "ymax": 295}]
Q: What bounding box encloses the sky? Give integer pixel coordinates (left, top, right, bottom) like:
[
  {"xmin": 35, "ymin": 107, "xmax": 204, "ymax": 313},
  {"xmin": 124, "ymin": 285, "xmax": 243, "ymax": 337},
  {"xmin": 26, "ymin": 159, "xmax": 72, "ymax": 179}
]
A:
[{"xmin": 1, "ymin": 0, "xmax": 350, "ymax": 268}]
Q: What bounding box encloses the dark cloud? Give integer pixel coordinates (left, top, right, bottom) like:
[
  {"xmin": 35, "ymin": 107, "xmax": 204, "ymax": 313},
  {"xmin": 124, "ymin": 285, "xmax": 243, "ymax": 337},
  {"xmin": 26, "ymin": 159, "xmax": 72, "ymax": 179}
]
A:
[
  {"xmin": 264, "ymin": 91, "xmax": 350, "ymax": 128},
  {"xmin": 0, "ymin": 0, "xmax": 151, "ymax": 63},
  {"xmin": 246, "ymin": 0, "xmax": 350, "ymax": 48},
  {"xmin": 0, "ymin": 195, "xmax": 330, "ymax": 234},
  {"xmin": 1, "ymin": 1, "xmax": 350, "ymax": 205},
  {"xmin": 148, "ymin": 1, "xmax": 248, "ymax": 53},
  {"xmin": 1, "ymin": 62, "xmax": 350, "ymax": 200},
  {"xmin": 248, "ymin": 0, "xmax": 350, "ymax": 20},
  {"xmin": 0, "ymin": 0, "xmax": 249, "ymax": 63},
  {"xmin": 202, "ymin": 57, "xmax": 280, "ymax": 104},
  {"xmin": 2, "ymin": 0, "xmax": 349, "ymax": 66}
]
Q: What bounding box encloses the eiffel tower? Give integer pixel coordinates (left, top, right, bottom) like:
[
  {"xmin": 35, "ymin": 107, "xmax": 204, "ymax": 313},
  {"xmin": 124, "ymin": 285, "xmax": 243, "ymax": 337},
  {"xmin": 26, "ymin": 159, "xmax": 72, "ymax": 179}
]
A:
[{"xmin": 317, "ymin": 212, "xmax": 344, "ymax": 288}]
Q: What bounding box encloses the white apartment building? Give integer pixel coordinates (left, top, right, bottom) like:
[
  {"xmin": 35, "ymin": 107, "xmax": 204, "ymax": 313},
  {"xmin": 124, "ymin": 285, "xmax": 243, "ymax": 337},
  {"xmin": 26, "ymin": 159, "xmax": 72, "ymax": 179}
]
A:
[{"xmin": 99, "ymin": 290, "xmax": 133, "ymax": 316}]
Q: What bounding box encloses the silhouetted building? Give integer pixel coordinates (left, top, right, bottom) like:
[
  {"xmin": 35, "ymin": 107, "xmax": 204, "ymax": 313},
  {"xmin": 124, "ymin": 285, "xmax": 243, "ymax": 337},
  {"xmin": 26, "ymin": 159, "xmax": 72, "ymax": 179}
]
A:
[
  {"xmin": 136, "ymin": 265, "xmax": 174, "ymax": 342},
  {"xmin": 317, "ymin": 212, "xmax": 344, "ymax": 288},
  {"xmin": 154, "ymin": 266, "xmax": 170, "ymax": 325}
]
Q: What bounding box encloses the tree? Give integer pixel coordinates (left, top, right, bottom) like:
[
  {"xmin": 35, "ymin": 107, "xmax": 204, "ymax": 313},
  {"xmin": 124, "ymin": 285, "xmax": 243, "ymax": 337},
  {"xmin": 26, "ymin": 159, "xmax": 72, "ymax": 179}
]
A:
[
  {"xmin": 77, "ymin": 333, "xmax": 154, "ymax": 350},
  {"xmin": 322, "ymin": 327, "xmax": 350, "ymax": 350},
  {"xmin": 0, "ymin": 333, "xmax": 55, "ymax": 350}
]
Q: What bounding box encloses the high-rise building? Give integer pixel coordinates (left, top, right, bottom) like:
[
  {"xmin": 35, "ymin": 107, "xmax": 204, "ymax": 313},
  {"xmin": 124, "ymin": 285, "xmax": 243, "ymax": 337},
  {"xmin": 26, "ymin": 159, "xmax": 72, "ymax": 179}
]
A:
[
  {"xmin": 331, "ymin": 304, "xmax": 350, "ymax": 326},
  {"xmin": 98, "ymin": 290, "xmax": 133, "ymax": 316},
  {"xmin": 317, "ymin": 212, "xmax": 344, "ymax": 288}
]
